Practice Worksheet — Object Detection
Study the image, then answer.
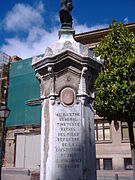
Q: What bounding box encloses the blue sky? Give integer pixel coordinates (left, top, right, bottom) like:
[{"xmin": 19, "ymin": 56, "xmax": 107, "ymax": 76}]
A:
[{"xmin": 0, "ymin": 0, "xmax": 135, "ymax": 59}]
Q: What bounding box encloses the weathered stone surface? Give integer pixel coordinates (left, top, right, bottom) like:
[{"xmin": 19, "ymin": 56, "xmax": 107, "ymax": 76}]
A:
[
  {"xmin": 61, "ymin": 87, "xmax": 74, "ymax": 105},
  {"xmin": 55, "ymin": 102, "xmax": 83, "ymax": 180},
  {"xmin": 32, "ymin": 27, "xmax": 101, "ymax": 180},
  {"xmin": 32, "ymin": 29, "xmax": 91, "ymax": 68},
  {"xmin": 30, "ymin": 172, "xmax": 40, "ymax": 180}
]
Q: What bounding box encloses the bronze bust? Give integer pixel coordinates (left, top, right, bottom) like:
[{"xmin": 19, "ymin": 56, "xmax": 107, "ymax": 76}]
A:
[{"xmin": 59, "ymin": 0, "xmax": 73, "ymax": 28}]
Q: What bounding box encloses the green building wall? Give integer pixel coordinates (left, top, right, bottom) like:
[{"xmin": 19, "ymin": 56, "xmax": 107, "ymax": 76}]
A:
[{"xmin": 6, "ymin": 57, "xmax": 41, "ymax": 127}]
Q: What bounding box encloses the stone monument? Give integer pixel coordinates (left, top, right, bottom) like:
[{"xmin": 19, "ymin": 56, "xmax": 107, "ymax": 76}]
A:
[{"xmin": 32, "ymin": 1, "xmax": 101, "ymax": 179}]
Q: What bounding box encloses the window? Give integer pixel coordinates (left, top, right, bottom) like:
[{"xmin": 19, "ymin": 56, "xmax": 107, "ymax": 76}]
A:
[
  {"xmin": 103, "ymin": 158, "xmax": 113, "ymax": 170},
  {"xmin": 96, "ymin": 159, "xmax": 100, "ymax": 170},
  {"xmin": 121, "ymin": 122, "xmax": 135, "ymax": 141},
  {"xmin": 95, "ymin": 120, "xmax": 111, "ymax": 142},
  {"xmin": 124, "ymin": 158, "xmax": 133, "ymax": 170}
]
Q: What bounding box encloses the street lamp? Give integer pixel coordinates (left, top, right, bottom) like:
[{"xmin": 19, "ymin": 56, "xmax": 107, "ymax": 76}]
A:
[{"xmin": 0, "ymin": 106, "xmax": 10, "ymax": 180}]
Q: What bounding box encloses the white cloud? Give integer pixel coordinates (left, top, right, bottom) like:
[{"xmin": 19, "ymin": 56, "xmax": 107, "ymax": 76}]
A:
[
  {"xmin": 74, "ymin": 24, "xmax": 91, "ymax": 34},
  {"xmin": 4, "ymin": 3, "xmax": 44, "ymax": 32},
  {"xmin": 1, "ymin": 2, "xmax": 108, "ymax": 59},
  {"xmin": 1, "ymin": 27, "xmax": 58, "ymax": 58},
  {"xmin": 74, "ymin": 21, "xmax": 108, "ymax": 34},
  {"xmin": 36, "ymin": 1, "xmax": 44, "ymax": 12},
  {"xmin": 1, "ymin": 23, "xmax": 108, "ymax": 59},
  {"xmin": 124, "ymin": 17, "xmax": 129, "ymax": 24}
]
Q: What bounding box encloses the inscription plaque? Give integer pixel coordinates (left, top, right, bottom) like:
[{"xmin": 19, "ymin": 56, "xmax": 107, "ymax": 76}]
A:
[{"xmin": 55, "ymin": 102, "xmax": 83, "ymax": 180}]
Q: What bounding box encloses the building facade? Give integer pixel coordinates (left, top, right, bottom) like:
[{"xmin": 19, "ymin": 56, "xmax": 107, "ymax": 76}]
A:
[
  {"xmin": 0, "ymin": 52, "xmax": 10, "ymax": 107},
  {"xmin": 0, "ymin": 52, "xmax": 10, "ymax": 165},
  {"xmin": 75, "ymin": 23, "xmax": 135, "ymax": 175},
  {"xmin": 5, "ymin": 57, "xmax": 41, "ymax": 169},
  {"xmin": 4, "ymin": 23, "xmax": 135, "ymax": 176}
]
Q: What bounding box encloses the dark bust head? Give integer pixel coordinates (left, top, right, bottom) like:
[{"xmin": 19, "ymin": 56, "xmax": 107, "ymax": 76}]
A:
[
  {"xmin": 60, "ymin": 0, "xmax": 73, "ymax": 28},
  {"xmin": 61, "ymin": 0, "xmax": 73, "ymax": 12}
]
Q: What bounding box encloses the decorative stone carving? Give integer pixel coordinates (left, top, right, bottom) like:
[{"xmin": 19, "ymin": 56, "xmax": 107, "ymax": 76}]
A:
[
  {"xmin": 32, "ymin": 56, "xmax": 39, "ymax": 64},
  {"xmin": 63, "ymin": 41, "xmax": 73, "ymax": 50},
  {"xmin": 48, "ymin": 66, "xmax": 55, "ymax": 105},
  {"xmin": 45, "ymin": 47, "xmax": 53, "ymax": 57},
  {"xmin": 32, "ymin": 11, "xmax": 101, "ymax": 180},
  {"xmin": 61, "ymin": 87, "xmax": 75, "ymax": 105}
]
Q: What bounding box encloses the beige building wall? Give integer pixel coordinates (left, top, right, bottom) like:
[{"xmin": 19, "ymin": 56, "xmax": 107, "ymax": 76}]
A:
[
  {"xmin": 95, "ymin": 120, "xmax": 131, "ymax": 171},
  {"xmin": 5, "ymin": 127, "xmax": 40, "ymax": 168}
]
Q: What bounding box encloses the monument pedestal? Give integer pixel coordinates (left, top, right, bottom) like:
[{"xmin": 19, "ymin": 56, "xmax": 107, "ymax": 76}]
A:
[{"xmin": 32, "ymin": 29, "xmax": 101, "ymax": 180}]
